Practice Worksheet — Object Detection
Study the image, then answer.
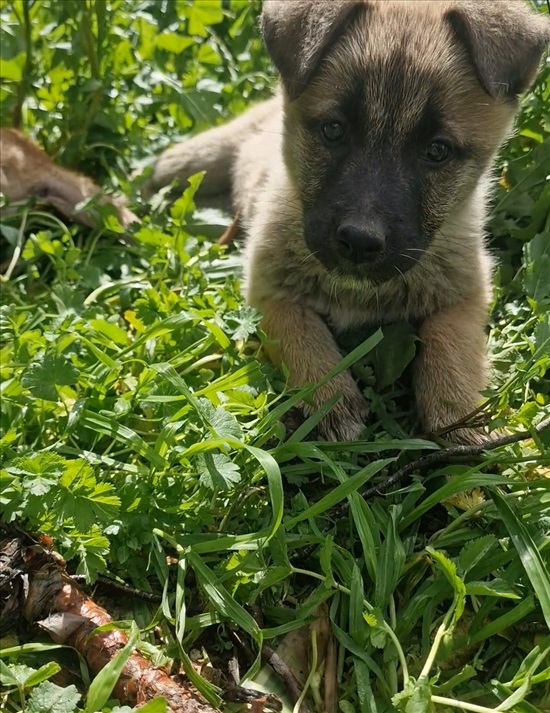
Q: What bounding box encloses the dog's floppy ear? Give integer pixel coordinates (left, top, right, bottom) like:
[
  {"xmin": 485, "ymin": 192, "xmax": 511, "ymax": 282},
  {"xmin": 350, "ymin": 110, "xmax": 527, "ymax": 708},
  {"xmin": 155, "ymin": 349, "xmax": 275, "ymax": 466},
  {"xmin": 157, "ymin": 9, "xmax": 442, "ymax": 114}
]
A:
[
  {"xmin": 446, "ymin": 0, "xmax": 550, "ymax": 99},
  {"xmin": 260, "ymin": 0, "xmax": 362, "ymax": 100}
]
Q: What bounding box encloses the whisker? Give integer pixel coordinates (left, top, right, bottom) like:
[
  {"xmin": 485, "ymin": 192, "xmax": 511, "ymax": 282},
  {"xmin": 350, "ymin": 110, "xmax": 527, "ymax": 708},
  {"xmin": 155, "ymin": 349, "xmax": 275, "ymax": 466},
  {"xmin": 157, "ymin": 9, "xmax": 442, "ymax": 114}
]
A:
[
  {"xmin": 298, "ymin": 251, "xmax": 319, "ymax": 267},
  {"xmin": 399, "ymin": 252, "xmax": 441, "ymax": 282},
  {"xmin": 394, "ymin": 265, "xmax": 408, "ymax": 289}
]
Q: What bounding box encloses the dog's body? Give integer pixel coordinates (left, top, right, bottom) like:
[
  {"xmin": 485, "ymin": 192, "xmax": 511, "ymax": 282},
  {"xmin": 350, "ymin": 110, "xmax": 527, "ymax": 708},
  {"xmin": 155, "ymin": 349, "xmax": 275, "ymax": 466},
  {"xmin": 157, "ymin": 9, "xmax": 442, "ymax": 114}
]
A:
[
  {"xmin": 0, "ymin": 128, "xmax": 138, "ymax": 229},
  {"xmin": 147, "ymin": 0, "xmax": 549, "ymax": 443}
]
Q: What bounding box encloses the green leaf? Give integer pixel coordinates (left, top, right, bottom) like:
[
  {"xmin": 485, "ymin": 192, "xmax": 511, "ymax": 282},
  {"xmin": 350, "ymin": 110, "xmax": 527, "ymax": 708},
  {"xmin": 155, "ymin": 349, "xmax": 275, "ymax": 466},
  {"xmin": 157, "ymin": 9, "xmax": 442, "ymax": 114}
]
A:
[
  {"xmin": 465, "ymin": 580, "xmax": 520, "ymax": 599},
  {"xmin": 187, "ymin": 549, "xmax": 263, "ymax": 677},
  {"xmin": 467, "ymin": 595, "xmax": 535, "ymax": 645},
  {"xmin": 0, "ymin": 53, "xmax": 26, "ymax": 81},
  {"xmin": 458, "ymin": 535, "xmax": 498, "ymax": 575},
  {"xmin": 392, "ymin": 676, "xmax": 434, "ymax": 713},
  {"xmin": 89, "ymin": 318, "xmax": 128, "ymax": 346},
  {"xmin": 0, "ymin": 662, "xmax": 34, "ymax": 686},
  {"xmin": 284, "ymin": 458, "xmax": 394, "ymax": 528},
  {"xmin": 426, "ymin": 547, "xmax": 466, "ymax": 625},
  {"xmin": 7, "ymin": 452, "xmax": 65, "ymax": 497},
  {"xmin": 26, "ymin": 681, "xmax": 81, "ymax": 713},
  {"xmin": 349, "ymin": 562, "xmax": 367, "ymax": 646},
  {"xmin": 374, "ymin": 505, "xmax": 406, "ymax": 610},
  {"xmin": 524, "ymin": 233, "xmax": 550, "ymax": 303},
  {"xmin": 136, "ymin": 700, "xmax": 169, "ymax": 713},
  {"xmin": 331, "ymin": 623, "xmax": 392, "ymax": 698},
  {"xmin": 197, "ymin": 452, "xmax": 241, "ymax": 491},
  {"xmin": 21, "ymin": 353, "xmax": 80, "ymax": 401},
  {"xmin": 243, "ymin": 443, "xmax": 284, "ymax": 546},
  {"xmin": 364, "ymin": 607, "xmax": 389, "ymax": 649},
  {"xmin": 24, "ymin": 661, "xmax": 62, "ymax": 688},
  {"xmin": 84, "ymin": 624, "xmax": 138, "ymax": 713},
  {"xmin": 197, "ymin": 398, "xmax": 243, "ymax": 440},
  {"xmin": 400, "ymin": 474, "xmax": 511, "ymax": 530},
  {"xmin": 432, "ymin": 665, "xmax": 476, "ymax": 695},
  {"xmin": 371, "ymin": 323, "xmax": 419, "ymax": 388},
  {"xmin": 170, "ymin": 171, "xmax": 205, "ymax": 219},
  {"xmin": 186, "ymin": 0, "xmax": 224, "ymax": 36},
  {"xmin": 490, "ymin": 488, "xmax": 550, "ymax": 629},
  {"xmin": 156, "ymin": 32, "xmax": 195, "ymax": 54},
  {"xmin": 80, "ymin": 410, "xmax": 167, "ymax": 469},
  {"xmin": 226, "ymin": 306, "xmax": 260, "ymax": 341},
  {"xmin": 57, "ymin": 479, "xmax": 120, "ymax": 532}
]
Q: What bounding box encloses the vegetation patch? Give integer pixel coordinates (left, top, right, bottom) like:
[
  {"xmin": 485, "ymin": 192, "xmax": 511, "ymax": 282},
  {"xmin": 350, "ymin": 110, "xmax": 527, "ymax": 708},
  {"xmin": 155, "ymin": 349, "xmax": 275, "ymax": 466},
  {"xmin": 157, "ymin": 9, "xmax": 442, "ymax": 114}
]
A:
[{"xmin": 0, "ymin": 2, "xmax": 549, "ymax": 712}]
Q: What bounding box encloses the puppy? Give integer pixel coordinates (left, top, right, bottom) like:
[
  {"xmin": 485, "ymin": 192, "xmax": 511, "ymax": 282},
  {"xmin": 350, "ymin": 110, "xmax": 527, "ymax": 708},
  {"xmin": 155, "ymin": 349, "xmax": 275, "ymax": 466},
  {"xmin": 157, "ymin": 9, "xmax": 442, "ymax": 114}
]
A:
[
  {"xmin": 146, "ymin": 1, "xmax": 549, "ymax": 443},
  {"xmin": 0, "ymin": 128, "xmax": 138, "ymax": 229}
]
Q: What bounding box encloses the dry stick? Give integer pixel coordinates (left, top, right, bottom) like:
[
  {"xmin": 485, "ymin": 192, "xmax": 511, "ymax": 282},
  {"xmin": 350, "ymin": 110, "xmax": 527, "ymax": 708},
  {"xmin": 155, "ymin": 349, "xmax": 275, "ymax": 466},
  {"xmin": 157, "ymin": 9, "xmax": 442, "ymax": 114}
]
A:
[
  {"xmin": 332, "ymin": 416, "xmax": 550, "ymax": 519},
  {"xmin": 262, "ymin": 644, "xmax": 306, "ymax": 711},
  {"xmin": 217, "ymin": 210, "xmax": 241, "ymax": 246},
  {"xmin": 373, "ymin": 415, "xmax": 549, "ymax": 492},
  {"xmin": 229, "ymin": 620, "xmax": 308, "ymax": 713},
  {"xmin": 72, "ymin": 573, "xmax": 162, "ymax": 603}
]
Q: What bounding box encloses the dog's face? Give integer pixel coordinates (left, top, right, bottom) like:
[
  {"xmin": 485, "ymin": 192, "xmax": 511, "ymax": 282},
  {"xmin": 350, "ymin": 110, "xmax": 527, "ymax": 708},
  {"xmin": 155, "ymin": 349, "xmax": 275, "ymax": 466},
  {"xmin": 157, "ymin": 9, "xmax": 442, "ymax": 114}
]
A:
[{"xmin": 262, "ymin": 0, "xmax": 549, "ymax": 284}]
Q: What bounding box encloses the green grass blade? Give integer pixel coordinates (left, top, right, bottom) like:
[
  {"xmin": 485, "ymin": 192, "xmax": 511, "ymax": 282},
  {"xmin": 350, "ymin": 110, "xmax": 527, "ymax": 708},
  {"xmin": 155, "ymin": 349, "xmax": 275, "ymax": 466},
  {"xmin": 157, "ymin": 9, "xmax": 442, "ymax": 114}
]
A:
[
  {"xmin": 489, "ymin": 487, "xmax": 550, "ymax": 629},
  {"xmin": 80, "ymin": 410, "xmax": 167, "ymax": 469},
  {"xmin": 284, "ymin": 458, "xmax": 394, "ymax": 529},
  {"xmin": 400, "ymin": 474, "xmax": 512, "ymax": 530},
  {"xmin": 84, "ymin": 623, "xmax": 138, "ymax": 713},
  {"xmin": 187, "ymin": 549, "xmax": 263, "ymax": 678}
]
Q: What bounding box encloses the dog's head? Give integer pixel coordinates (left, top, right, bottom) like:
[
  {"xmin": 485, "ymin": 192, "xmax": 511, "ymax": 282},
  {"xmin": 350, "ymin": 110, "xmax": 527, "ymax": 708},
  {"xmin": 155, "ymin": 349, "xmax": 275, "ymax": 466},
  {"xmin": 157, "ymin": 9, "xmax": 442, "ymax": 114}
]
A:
[{"xmin": 261, "ymin": 0, "xmax": 549, "ymax": 284}]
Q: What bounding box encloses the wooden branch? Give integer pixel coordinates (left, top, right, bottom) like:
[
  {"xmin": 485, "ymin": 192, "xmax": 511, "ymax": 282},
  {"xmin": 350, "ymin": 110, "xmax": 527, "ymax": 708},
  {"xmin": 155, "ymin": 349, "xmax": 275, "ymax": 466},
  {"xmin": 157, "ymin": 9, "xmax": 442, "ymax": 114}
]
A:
[
  {"xmin": 0, "ymin": 529, "xmax": 219, "ymax": 712},
  {"xmin": 330, "ymin": 416, "xmax": 550, "ymax": 521},
  {"xmin": 363, "ymin": 415, "xmax": 550, "ymax": 498}
]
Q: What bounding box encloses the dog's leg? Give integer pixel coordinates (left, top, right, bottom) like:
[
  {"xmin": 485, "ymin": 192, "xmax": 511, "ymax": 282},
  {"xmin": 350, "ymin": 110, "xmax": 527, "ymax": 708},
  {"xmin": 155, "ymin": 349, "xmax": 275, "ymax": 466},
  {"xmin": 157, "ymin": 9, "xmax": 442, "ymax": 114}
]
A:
[
  {"xmin": 143, "ymin": 98, "xmax": 279, "ymax": 199},
  {"xmin": 414, "ymin": 293, "xmax": 490, "ymax": 444},
  {"xmin": 260, "ymin": 299, "xmax": 369, "ymax": 441}
]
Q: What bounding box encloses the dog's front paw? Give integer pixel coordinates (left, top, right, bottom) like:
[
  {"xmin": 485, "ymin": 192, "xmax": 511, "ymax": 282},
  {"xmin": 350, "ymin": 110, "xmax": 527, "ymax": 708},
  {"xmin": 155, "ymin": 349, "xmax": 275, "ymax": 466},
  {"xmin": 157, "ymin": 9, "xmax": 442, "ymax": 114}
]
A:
[{"xmin": 310, "ymin": 375, "xmax": 369, "ymax": 442}]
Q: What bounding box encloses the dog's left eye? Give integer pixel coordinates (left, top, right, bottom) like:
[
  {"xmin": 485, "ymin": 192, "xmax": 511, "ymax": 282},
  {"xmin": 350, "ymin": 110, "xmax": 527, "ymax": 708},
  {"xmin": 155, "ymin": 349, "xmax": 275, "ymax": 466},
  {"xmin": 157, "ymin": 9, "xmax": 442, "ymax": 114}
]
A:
[
  {"xmin": 322, "ymin": 121, "xmax": 345, "ymax": 143},
  {"xmin": 424, "ymin": 141, "xmax": 453, "ymax": 164}
]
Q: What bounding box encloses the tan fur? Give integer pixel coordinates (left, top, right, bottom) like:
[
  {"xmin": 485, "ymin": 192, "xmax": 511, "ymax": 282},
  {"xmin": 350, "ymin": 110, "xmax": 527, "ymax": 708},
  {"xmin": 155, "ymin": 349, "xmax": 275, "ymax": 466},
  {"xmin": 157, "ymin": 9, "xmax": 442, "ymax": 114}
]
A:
[
  {"xmin": 147, "ymin": 0, "xmax": 549, "ymax": 443},
  {"xmin": 143, "ymin": 98, "xmax": 280, "ymax": 201},
  {"xmin": 0, "ymin": 128, "xmax": 137, "ymax": 228},
  {"xmin": 261, "ymin": 297, "xmax": 369, "ymax": 441}
]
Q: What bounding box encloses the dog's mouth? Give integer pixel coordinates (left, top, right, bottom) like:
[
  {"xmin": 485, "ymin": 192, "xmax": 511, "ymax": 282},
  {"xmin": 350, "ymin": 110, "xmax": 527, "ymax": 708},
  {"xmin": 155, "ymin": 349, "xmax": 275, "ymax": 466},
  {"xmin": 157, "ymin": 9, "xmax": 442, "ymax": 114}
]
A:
[
  {"xmin": 330, "ymin": 258, "xmax": 408, "ymax": 285},
  {"xmin": 306, "ymin": 235, "xmax": 421, "ymax": 286}
]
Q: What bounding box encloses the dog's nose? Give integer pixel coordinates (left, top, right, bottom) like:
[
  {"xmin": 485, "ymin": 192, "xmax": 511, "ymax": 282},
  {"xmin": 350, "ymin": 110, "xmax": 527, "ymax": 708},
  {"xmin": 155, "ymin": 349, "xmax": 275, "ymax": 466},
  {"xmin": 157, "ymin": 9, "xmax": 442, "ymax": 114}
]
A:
[{"xmin": 336, "ymin": 223, "xmax": 386, "ymax": 264}]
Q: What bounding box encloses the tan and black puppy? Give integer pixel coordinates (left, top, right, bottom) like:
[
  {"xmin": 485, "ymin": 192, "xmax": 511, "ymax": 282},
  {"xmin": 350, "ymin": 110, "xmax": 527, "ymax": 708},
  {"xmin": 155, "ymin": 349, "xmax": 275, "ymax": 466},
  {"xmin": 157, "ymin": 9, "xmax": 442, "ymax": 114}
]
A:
[{"xmin": 146, "ymin": 0, "xmax": 549, "ymax": 443}]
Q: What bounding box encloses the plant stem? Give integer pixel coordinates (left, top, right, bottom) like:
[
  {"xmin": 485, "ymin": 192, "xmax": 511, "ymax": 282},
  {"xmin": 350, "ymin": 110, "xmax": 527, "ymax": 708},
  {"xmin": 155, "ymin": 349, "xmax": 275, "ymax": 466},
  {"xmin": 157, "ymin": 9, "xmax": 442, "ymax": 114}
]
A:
[
  {"xmin": 12, "ymin": 0, "xmax": 33, "ymax": 128},
  {"xmin": 431, "ymin": 489, "xmax": 531, "ymax": 543},
  {"xmin": 293, "ymin": 629, "xmax": 317, "ymax": 713},
  {"xmin": 79, "ymin": 0, "xmax": 104, "ymax": 152},
  {"xmin": 419, "ymin": 606, "xmax": 454, "ymax": 679},
  {"xmin": 291, "ymin": 566, "xmax": 409, "ymax": 685},
  {"xmin": 431, "ymin": 695, "xmax": 500, "ymax": 713},
  {"xmin": 1, "ymin": 208, "xmax": 28, "ymax": 281}
]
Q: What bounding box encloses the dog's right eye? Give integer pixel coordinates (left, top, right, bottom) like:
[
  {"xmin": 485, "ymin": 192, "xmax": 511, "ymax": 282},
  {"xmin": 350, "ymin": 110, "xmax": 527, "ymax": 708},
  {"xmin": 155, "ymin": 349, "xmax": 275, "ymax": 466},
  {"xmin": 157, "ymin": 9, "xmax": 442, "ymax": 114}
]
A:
[
  {"xmin": 423, "ymin": 140, "xmax": 453, "ymax": 165},
  {"xmin": 321, "ymin": 121, "xmax": 345, "ymax": 143}
]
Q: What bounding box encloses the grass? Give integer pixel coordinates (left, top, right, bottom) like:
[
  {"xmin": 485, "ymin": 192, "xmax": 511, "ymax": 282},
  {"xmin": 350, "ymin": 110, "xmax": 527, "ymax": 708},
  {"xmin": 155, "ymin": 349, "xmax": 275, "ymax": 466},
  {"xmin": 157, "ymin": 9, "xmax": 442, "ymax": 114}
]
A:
[{"xmin": 0, "ymin": 1, "xmax": 549, "ymax": 712}]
